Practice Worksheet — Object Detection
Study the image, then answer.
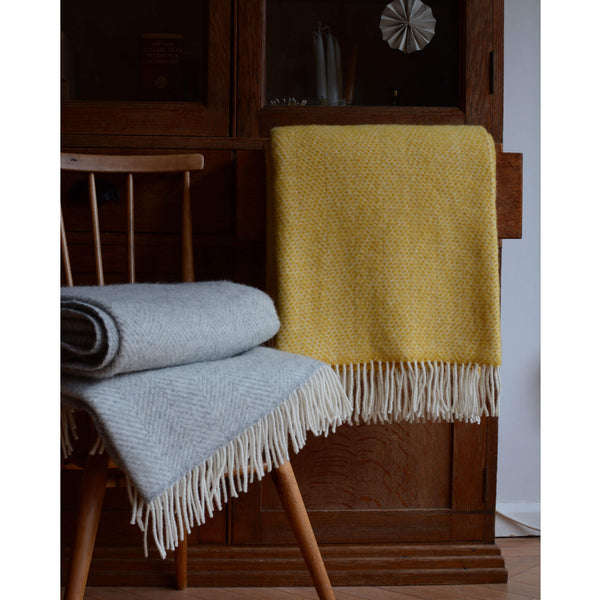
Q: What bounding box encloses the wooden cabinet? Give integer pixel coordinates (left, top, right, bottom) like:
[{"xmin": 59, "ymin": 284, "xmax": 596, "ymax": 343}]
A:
[{"xmin": 61, "ymin": 0, "xmax": 518, "ymax": 587}]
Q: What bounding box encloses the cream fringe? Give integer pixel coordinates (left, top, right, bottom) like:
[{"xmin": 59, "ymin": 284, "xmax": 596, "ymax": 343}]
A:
[
  {"xmin": 60, "ymin": 406, "xmax": 106, "ymax": 458},
  {"xmin": 333, "ymin": 361, "xmax": 499, "ymax": 425},
  {"xmin": 124, "ymin": 365, "xmax": 351, "ymax": 558},
  {"xmin": 61, "ymin": 405, "xmax": 78, "ymax": 458}
]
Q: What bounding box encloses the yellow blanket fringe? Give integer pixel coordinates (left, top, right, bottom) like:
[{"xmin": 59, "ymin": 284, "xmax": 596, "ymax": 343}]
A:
[{"xmin": 268, "ymin": 124, "xmax": 501, "ymax": 423}]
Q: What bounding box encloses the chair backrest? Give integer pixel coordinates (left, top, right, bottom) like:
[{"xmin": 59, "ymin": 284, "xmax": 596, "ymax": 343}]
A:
[{"xmin": 61, "ymin": 153, "xmax": 205, "ymax": 286}]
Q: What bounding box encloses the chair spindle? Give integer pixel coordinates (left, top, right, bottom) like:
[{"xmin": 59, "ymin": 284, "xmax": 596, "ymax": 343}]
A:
[
  {"xmin": 61, "ymin": 209, "xmax": 74, "ymax": 287},
  {"xmin": 181, "ymin": 170, "xmax": 194, "ymax": 283},
  {"xmin": 126, "ymin": 173, "xmax": 135, "ymax": 283},
  {"xmin": 88, "ymin": 172, "xmax": 105, "ymax": 286}
]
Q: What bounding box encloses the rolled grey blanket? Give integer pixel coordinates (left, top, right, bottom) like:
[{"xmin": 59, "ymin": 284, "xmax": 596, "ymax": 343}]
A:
[
  {"xmin": 61, "ymin": 346, "xmax": 352, "ymax": 558},
  {"xmin": 61, "ymin": 281, "xmax": 280, "ymax": 378}
]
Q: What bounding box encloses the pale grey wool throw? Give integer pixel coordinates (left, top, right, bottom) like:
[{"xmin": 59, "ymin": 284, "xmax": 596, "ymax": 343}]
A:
[
  {"xmin": 61, "ymin": 282, "xmax": 352, "ymax": 558},
  {"xmin": 61, "ymin": 281, "xmax": 280, "ymax": 378}
]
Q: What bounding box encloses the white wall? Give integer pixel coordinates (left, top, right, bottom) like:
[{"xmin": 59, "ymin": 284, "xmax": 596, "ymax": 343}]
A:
[{"xmin": 495, "ymin": 0, "xmax": 540, "ymax": 536}]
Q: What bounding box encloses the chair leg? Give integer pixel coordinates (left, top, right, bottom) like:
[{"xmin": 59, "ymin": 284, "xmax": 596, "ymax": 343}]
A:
[
  {"xmin": 63, "ymin": 453, "xmax": 109, "ymax": 600},
  {"xmin": 174, "ymin": 533, "xmax": 188, "ymax": 589},
  {"xmin": 270, "ymin": 460, "xmax": 336, "ymax": 600}
]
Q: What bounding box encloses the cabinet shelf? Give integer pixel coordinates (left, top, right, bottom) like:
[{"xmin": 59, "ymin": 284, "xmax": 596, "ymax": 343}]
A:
[
  {"xmin": 258, "ymin": 105, "xmax": 465, "ymax": 135},
  {"xmin": 61, "ymin": 100, "xmax": 227, "ymax": 137}
]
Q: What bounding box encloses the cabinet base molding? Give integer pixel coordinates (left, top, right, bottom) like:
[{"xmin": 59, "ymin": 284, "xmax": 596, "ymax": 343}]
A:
[{"xmin": 62, "ymin": 542, "xmax": 507, "ymax": 587}]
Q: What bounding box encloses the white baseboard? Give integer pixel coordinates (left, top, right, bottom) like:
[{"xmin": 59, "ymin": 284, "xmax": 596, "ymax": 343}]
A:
[{"xmin": 495, "ymin": 502, "xmax": 540, "ymax": 537}]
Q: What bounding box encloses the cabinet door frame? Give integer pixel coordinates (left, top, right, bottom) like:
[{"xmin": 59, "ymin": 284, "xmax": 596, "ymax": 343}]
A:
[
  {"xmin": 61, "ymin": 0, "xmax": 231, "ymax": 137},
  {"xmin": 236, "ymin": 0, "xmax": 503, "ymax": 141},
  {"xmin": 231, "ymin": 418, "xmax": 496, "ymax": 546}
]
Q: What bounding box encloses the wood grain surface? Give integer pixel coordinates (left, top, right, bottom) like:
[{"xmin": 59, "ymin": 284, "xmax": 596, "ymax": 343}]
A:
[{"xmin": 67, "ymin": 536, "xmax": 538, "ymax": 598}]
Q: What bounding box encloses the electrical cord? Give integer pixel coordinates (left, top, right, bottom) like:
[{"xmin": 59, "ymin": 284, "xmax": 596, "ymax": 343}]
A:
[{"xmin": 496, "ymin": 510, "xmax": 540, "ymax": 533}]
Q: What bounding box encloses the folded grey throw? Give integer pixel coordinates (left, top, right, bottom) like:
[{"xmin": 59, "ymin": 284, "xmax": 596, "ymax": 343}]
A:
[
  {"xmin": 61, "ymin": 347, "xmax": 351, "ymax": 558},
  {"xmin": 61, "ymin": 282, "xmax": 280, "ymax": 378}
]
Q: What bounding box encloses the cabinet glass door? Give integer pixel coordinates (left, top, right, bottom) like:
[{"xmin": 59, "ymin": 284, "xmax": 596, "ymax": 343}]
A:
[
  {"xmin": 266, "ymin": 0, "xmax": 460, "ymax": 108},
  {"xmin": 61, "ymin": 0, "xmax": 230, "ymax": 137},
  {"xmin": 237, "ymin": 0, "xmax": 502, "ymax": 141}
]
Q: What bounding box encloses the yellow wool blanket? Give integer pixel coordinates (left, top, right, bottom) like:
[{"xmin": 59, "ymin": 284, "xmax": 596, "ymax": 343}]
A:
[{"xmin": 268, "ymin": 124, "xmax": 500, "ymax": 423}]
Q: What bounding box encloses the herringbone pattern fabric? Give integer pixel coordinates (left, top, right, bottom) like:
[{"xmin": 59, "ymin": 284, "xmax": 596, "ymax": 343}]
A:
[
  {"xmin": 60, "ymin": 282, "xmax": 353, "ymax": 556},
  {"xmin": 61, "ymin": 282, "xmax": 280, "ymax": 378},
  {"xmin": 62, "ymin": 348, "xmax": 328, "ymax": 501},
  {"xmin": 62, "ymin": 347, "xmax": 351, "ymax": 557},
  {"xmin": 269, "ymin": 125, "xmax": 500, "ymax": 367}
]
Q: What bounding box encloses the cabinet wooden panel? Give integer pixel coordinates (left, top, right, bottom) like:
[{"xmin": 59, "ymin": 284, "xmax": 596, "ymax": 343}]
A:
[
  {"xmin": 231, "ymin": 421, "xmax": 454, "ymax": 545},
  {"xmin": 231, "ymin": 421, "xmax": 490, "ymax": 545},
  {"xmin": 262, "ymin": 423, "xmax": 454, "ymax": 512}
]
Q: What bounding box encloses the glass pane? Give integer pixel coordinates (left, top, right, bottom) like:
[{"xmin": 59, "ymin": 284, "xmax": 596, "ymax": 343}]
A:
[
  {"xmin": 266, "ymin": 0, "xmax": 459, "ymax": 107},
  {"xmin": 61, "ymin": 0, "xmax": 207, "ymax": 102}
]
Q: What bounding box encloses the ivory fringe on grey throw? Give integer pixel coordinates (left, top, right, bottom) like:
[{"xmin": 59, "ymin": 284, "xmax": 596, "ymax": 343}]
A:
[
  {"xmin": 60, "ymin": 405, "xmax": 78, "ymax": 458},
  {"xmin": 61, "ymin": 405, "xmax": 105, "ymax": 458},
  {"xmin": 123, "ymin": 365, "xmax": 350, "ymax": 558},
  {"xmin": 333, "ymin": 361, "xmax": 500, "ymax": 425}
]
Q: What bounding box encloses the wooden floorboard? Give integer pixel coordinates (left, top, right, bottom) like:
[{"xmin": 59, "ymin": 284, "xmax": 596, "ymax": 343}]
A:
[{"xmin": 72, "ymin": 537, "xmax": 540, "ymax": 600}]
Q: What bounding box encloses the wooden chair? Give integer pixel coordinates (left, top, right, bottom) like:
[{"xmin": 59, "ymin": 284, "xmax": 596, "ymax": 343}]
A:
[{"xmin": 60, "ymin": 153, "xmax": 336, "ymax": 600}]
